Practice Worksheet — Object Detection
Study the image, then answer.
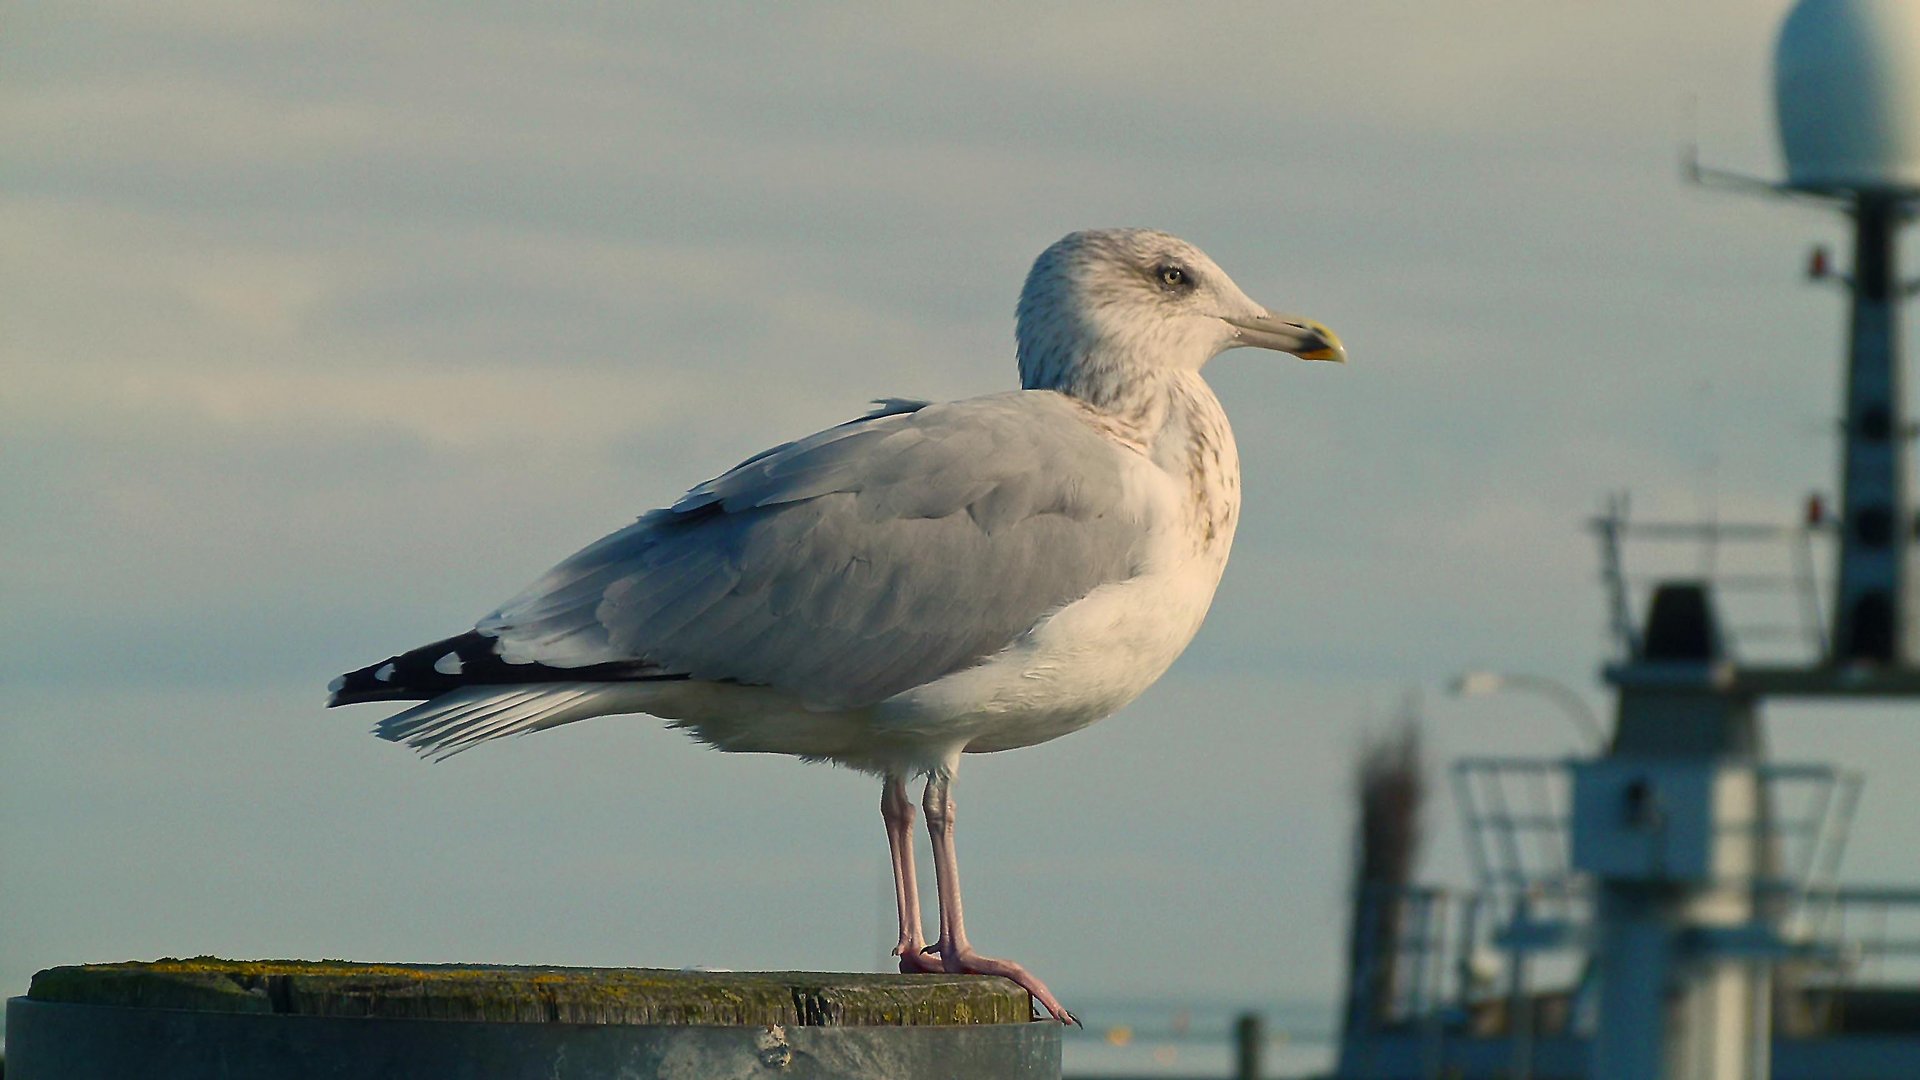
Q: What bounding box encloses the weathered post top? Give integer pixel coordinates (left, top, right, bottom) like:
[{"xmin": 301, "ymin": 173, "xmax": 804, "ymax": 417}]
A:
[
  {"xmin": 8, "ymin": 959, "xmax": 1061, "ymax": 1079},
  {"xmin": 26, "ymin": 958, "xmax": 1033, "ymax": 1024}
]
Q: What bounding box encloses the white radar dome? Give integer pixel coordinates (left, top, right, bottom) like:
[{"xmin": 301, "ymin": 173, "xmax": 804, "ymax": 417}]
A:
[{"xmin": 1774, "ymin": 0, "xmax": 1920, "ymax": 192}]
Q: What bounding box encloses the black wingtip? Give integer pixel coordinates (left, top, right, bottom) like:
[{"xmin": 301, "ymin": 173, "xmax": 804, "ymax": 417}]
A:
[
  {"xmin": 328, "ymin": 630, "xmax": 690, "ymax": 708},
  {"xmin": 326, "ymin": 655, "xmax": 432, "ymax": 707}
]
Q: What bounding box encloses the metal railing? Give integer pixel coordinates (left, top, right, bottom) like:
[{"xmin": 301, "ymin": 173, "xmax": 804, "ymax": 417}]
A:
[
  {"xmin": 1591, "ymin": 493, "xmax": 1831, "ymax": 664},
  {"xmin": 1794, "ymin": 886, "xmax": 1920, "ymax": 988}
]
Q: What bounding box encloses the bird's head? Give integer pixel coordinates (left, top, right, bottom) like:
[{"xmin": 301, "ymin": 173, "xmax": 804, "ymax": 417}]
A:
[{"xmin": 1015, "ymin": 228, "xmax": 1344, "ymax": 393}]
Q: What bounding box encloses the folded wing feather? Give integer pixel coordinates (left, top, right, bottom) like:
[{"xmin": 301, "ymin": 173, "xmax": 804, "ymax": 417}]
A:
[{"xmin": 476, "ymin": 390, "xmax": 1150, "ymax": 709}]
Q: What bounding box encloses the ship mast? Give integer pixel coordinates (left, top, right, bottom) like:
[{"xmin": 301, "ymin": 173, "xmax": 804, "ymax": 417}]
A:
[{"xmin": 1588, "ymin": 3, "xmax": 1920, "ymax": 1077}]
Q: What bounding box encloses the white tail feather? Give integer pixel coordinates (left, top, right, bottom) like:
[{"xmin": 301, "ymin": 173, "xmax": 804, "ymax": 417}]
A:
[{"xmin": 374, "ymin": 684, "xmax": 627, "ymax": 760}]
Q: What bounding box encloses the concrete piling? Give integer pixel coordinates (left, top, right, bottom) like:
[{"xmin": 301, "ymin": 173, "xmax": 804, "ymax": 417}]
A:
[{"xmin": 5, "ymin": 959, "xmax": 1061, "ymax": 1079}]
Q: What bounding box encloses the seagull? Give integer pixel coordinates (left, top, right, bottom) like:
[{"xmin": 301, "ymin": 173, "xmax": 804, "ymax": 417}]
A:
[{"xmin": 328, "ymin": 228, "xmax": 1345, "ymax": 1023}]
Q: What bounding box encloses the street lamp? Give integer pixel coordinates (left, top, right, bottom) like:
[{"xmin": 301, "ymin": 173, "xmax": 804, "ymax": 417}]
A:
[{"xmin": 1449, "ymin": 671, "xmax": 1608, "ymax": 750}]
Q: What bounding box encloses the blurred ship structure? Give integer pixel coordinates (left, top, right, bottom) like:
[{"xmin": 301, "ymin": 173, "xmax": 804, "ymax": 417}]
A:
[{"xmin": 1335, "ymin": 2, "xmax": 1920, "ymax": 1077}]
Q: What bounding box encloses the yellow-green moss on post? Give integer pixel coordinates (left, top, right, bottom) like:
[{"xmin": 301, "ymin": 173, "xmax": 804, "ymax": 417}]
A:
[{"xmin": 27, "ymin": 959, "xmax": 1034, "ymax": 1027}]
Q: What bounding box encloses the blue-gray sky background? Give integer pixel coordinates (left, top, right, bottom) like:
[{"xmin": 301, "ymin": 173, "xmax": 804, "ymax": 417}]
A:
[{"xmin": 7, "ymin": 0, "xmax": 1918, "ymax": 1019}]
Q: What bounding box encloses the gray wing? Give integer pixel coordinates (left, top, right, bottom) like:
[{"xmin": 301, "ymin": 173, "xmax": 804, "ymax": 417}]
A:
[{"xmin": 476, "ymin": 391, "xmax": 1150, "ymax": 708}]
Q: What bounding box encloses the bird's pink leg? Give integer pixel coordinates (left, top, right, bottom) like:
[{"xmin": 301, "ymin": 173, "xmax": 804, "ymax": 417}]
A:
[
  {"xmin": 920, "ymin": 771, "xmax": 1078, "ymax": 1024},
  {"xmin": 883, "ymin": 774, "xmax": 943, "ymax": 974}
]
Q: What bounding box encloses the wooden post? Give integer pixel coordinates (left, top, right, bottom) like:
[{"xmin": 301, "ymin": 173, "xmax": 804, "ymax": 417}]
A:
[
  {"xmin": 6, "ymin": 959, "xmax": 1060, "ymax": 1079},
  {"xmin": 1234, "ymin": 1010, "xmax": 1264, "ymax": 1080}
]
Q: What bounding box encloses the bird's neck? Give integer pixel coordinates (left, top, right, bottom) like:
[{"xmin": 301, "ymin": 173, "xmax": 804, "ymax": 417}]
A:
[
  {"xmin": 1158, "ymin": 373, "xmax": 1241, "ymax": 560},
  {"xmin": 1021, "ymin": 329, "xmax": 1185, "ymax": 416},
  {"xmin": 1032, "ymin": 357, "xmax": 1241, "ymax": 560},
  {"xmin": 1030, "ymin": 354, "xmax": 1176, "ymax": 434}
]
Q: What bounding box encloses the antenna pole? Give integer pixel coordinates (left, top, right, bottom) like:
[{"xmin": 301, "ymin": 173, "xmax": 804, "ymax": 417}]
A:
[{"xmin": 1832, "ymin": 193, "xmax": 1914, "ymax": 662}]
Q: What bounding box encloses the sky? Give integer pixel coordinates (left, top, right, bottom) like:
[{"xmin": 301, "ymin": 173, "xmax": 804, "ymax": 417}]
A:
[{"xmin": 7, "ymin": 0, "xmax": 1920, "ymax": 1034}]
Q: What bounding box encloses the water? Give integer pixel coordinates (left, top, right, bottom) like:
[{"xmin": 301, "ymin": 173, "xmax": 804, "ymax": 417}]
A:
[{"xmin": 1060, "ymin": 996, "xmax": 1335, "ymax": 1079}]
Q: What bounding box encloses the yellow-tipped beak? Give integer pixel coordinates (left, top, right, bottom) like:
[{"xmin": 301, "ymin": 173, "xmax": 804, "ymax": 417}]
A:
[
  {"xmin": 1293, "ymin": 320, "xmax": 1346, "ymax": 363},
  {"xmin": 1223, "ymin": 312, "xmax": 1347, "ymax": 363}
]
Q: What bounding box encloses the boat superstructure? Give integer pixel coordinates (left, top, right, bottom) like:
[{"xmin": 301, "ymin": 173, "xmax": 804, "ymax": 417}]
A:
[{"xmin": 1336, "ymin": 3, "xmax": 1920, "ymax": 1077}]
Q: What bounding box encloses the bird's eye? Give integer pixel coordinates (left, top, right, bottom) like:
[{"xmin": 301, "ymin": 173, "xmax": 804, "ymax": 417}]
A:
[{"xmin": 1156, "ymin": 264, "xmax": 1192, "ymax": 290}]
